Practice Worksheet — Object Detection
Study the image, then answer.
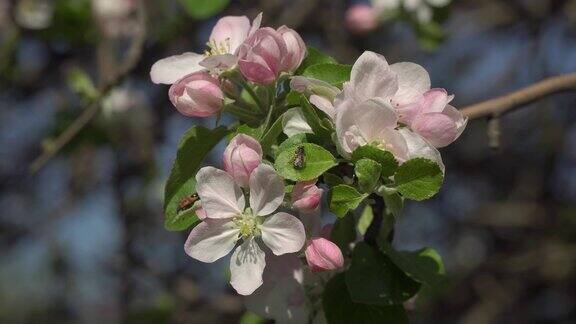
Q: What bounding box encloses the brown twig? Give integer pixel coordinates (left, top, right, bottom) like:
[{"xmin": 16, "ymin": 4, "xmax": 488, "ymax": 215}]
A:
[
  {"xmin": 461, "ymin": 73, "xmax": 576, "ymax": 120},
  {"xmin": 29, "ymin": 0, "xmax": 147, "ymax": 174}
]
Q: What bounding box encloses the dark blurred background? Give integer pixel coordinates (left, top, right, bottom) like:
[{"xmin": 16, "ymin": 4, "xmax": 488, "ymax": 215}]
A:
[{"xmin": 1, "ymin": 0, "xmax": 575, "ymax": 323}]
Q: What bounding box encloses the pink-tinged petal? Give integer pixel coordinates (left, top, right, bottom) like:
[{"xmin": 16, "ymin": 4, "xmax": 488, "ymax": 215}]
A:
[
  {"xmin": 375, "ymin": 127, "xmax": 410, "ymax": 161},
  {"xmin": 261, "ymin": 212, "xmax": 306, "ymax": 255},
  {"xmin": 223, "ymin": 134, "xmax": 263, "ymax": 187},
  {"xmin": 412, "ymin": 113, "xmax": 458, "ymax": 148},
  {"xmin": 350, "ymin": 51, "xmax": 398, "ymax": 100},
  {"xmin": 209, "ymin": 15, "xmax": 251, "ymax": 54},
  {"xmin": 196, "ymin": 167, "xmax": 245, "ymax": 219},
  {"xmin": 199, "ymin": 54, "xmax": 238, "ymax": 71},
  {"xmin": 419, "ymin": 88, "xmax": 451, "ymax": 114},
  {"xmin": 244, "ymin": 255, "xmax": 309, "ymax": 323},
  {"xmin": 390, "ymin": 62, "xmax": 431, "ymax": 106},
  {"xmin": 396, "ymin": 100, "xmax": 423, "ymax": 125},
  {"xmin": 442, "ymin": 104, "xmax": 468, "ymax": 140},
  {"xmin": 356, "ymin": 98, "xmax": 398, "ymax": 134},
  {"xmin": 249, "ymin": 164, "xmax": 285, "ymax": 216},
  {"xmin": 291, "ymin": 180, "xmax": 324, "ymax": 213},
  {"xmin": 249, "ymin": 12, "xmax": 263, "ymax": 36},
  {"xmin": 238, "ymin": 53, "xmax": 276, "ymax": 85},
  {"xmin": 305, "ymin": 237, "xmax": 344, "ymax": 272},
  {"xmin": 184, "ymin": 219, "xmax": 239, "ymax": 263},
  {"xmin": 169, "ymin": 71, "xmax": 223, "ymax": 117},
  {"xmin": 310, "ymin": 95, "xmax": 336, "ymax": 120},
  {"xmin": 277, "ymin": 26, "xmax": 307, "ymax": 72},
  {"xmin": 398, "ymin": 128, "xmax": 445, "ymax": 172},
  {"xmin": 150, "ymin": 52, "xmax": 204, "ymax": 85},
  {"xmin": 195, "ymin": 205, "xmax": 207, "ymax": 220},
  {"xmin": 230, "ymin": 238, "xmax": 266, "ymax": 295},
  {"xmin": 335, "ymin": 100, "xmax": 365, "ymax": 154}
]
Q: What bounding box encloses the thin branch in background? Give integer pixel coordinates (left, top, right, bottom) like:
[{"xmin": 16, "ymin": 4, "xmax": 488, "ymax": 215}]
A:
[
  {"xmin": 461, "ymin": 73, "xmax": 576, "ymax": 120},
  {"xmin": 29, "ymin": 0, "xmax": 147, "ymax": 174}
]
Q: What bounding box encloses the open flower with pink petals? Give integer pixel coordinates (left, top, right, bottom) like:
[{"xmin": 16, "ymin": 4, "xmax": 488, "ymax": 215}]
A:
[
  {"xmin": 335, "ymin": 51, "xmax": 464, "ymax": 166},
  {"xmin": 150, "ymin": 13, "xmax": 262, "ymax": 85},
  {"xmin": 184, "ymin": 164, "xmax": 306, "ymax": 295}
]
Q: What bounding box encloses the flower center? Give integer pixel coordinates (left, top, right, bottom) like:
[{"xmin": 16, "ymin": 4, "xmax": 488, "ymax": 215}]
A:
[
  {"xmin": 234, "ymin": 208, "xmax": 261, "ymax": 238},
  {"xmin": 375, "ymin": 140, "xmax": 396, "ymax": 153},
  {"xmin": 204, "ymin": 38, "xmax": 232, "ymax": 57}
]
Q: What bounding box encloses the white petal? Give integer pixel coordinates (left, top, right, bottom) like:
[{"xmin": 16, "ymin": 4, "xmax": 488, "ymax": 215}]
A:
[
  {"xmin": 196, "ymin": 167, "xmax": 245, "ymax": 219},
  {"xmin": 249, "ymin": 12, "xmax": 263, "ymax": 36},
  {"xmin": 261, "ymin": 212, "xmax": 306, "ymax": 255},
  {"xmin": 249, "ymin": 164, "xmax": 285, "ymax": 216},
  {"xmin": 356, "ymin": 98, "xmax": 399, "ymax": 135},
  {"xmin": 398, "ymin": 128, "xmax": 445, "ymax": 173},
  {"xmin": 310, "ymin": 95, "xmax": 336, "ymax": 120},
  {"xmin": 282, "ymin": 107, "xmax": 314, "ymax": 137},
  {"xmin": 184, "ymin": 219, "xmax": 239, "ymax": 263},
  {"xmin": 390, "ymin": 62, "xmax": 431, "ymax": 105},
  {"xmin": 230, "ymin": 238, "xmax": 266, "ymax": 295},
  {"xmin": 150, "ymin": 52, "xmax": 204, "ymax": 84},
  {"xmin": 350, "ymin": 51, "xmax": 398, "ymax": 100},
  {"xmin": 199, "ymin": 54, "xmax": 238, "ymax": 71}
]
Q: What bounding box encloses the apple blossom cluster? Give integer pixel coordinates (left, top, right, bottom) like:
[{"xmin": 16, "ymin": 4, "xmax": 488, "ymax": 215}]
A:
[{"xmin": 152, "ymin": 12, "xmax": 465, "ymax": 323}]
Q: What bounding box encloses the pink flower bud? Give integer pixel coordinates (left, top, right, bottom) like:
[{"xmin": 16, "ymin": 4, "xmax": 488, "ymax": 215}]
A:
[
  {"xmin": 291, "ymin": 180, "xmax": 324, "ymax": 213},
  {"xmin": 277, "ymin": 26, "xmax": 307, "ymax": 73},
  {"xmin": 223, "ymin": 134, "xmax": 263, "ymax": 187},
  {"xmin": 305, "ymin": 237, "xmax": 344, "ymax": 272},
  {"xmin": 168, "ymin": 71, "xmax": 223, "ymax": 117},
  {"xmin": 345, "ymin": 4, "xmax": 378, "ymax": 35},
  {"xmin": 237, "ymin": 27, "xmax": 288, "ymax": 85}
]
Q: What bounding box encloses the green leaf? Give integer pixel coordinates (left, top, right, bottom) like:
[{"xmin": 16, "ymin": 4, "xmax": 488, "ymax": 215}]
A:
[
  {"xmin": 295, "ymin": 46, "xmax": 336, "ymax": 75},
  {"xmin": 164, "ymin": 126, "xmax": 229, "ymax": 231},
  {"xmin": 239, "ymin": 311, "xmax": 265, "ymax": 324},
  {"xmin": 323, "ymin": 273, "xmax": 409, "ymax": 324},
  {"xmin": 379, "ymin": 240, "xmax": 447, "ymax": 289},
  {"xmin": 302, "ymin": 63, "xmax": 352, "ymax": 86},
  {"xmin": 330, "ymin": 215, "xmax": 356, "ymax": 254},
  {"xmin": 357, "ymin": 204, "xmax": 374, "ymax": 236},
  {"xmin": 234, "ymin": 124, "xmax": 263, "ymax": 140},
  {"xmin": 346, "ymin": 243, "xmax": 421, "ymax": 306},
  {"xmin": 274, "ymin": 143, "xmax": 337, "ymax": 181},
  {"xmin": 383, "ymin": 192, "xmax": 403, "ymax": 218},
  {"xmin": 355, "ymin": 158, "xmax": 382, "ymax": 192},
  {"xmin": 178, "ymin": 0, "xmax": 230, "ymax": 19},
  {"xmin": 395, "ymin": 158, "xmax": 443, "ymax": 201},
  {"xmin": 323, "ymin": 172, "xmax": 345, "ymax": 187},
  {"xmin": 260, "ymin": 114, "xmax": 285, "ymax": 154},
  {"xmin": 277, "ymin": 133, "xmax": 307, "ymax": 152},
  {"xmin": 299, "ymin": 96, "xmax": 332, "ymax": 140},
  {"xmin": 379, "ymin": 192, "xmax": 403, "ymax": 239},
  {"xmin": 352, "ymin": 145, "xmax": 398, "ymax": 177},
  {"xmin": 329, "ymin": 185, "xmax": 368, "ymax": 218}
]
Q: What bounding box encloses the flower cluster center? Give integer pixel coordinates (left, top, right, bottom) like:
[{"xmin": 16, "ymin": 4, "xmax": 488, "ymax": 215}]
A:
[
  {"xmin": 234, "ymin": 208, "xmax": 261, "ymax": 238},
  {"xmin": 204, "ymin": 38, "xmax": 232, "ymax": 57}
]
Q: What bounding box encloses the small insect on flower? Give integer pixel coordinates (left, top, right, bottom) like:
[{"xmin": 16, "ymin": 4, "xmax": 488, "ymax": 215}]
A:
[
  {"xmin": 177, "ymin": 193, "xmax": 200, "ymax": 213},
  {"xmin": 293, "ymin": 146, "xmax": 306, "ymax": 170}
]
